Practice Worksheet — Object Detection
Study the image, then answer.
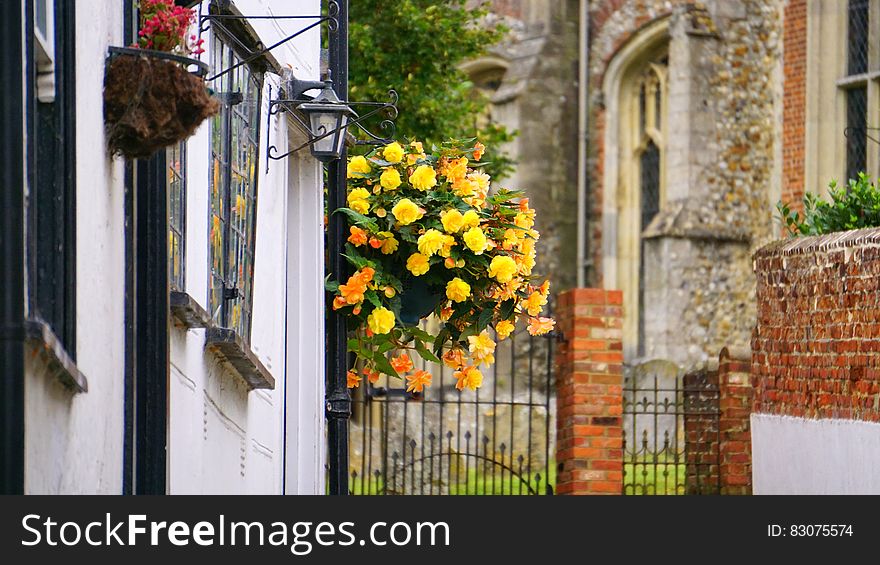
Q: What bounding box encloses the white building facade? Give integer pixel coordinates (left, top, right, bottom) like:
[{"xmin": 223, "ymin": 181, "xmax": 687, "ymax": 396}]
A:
[{"xmin": 2, "ymin": 0, "xmax": 326, "ymax": 494}]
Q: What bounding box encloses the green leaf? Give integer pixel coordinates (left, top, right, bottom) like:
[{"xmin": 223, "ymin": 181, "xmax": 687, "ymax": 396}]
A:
[
  {"xmin": 407, "ymin": 326, "xmax": 435, "ymax": 343},
  {"xmin": 334, "ymin": 207, "xmax": 379, "ymax": 232},
  {"xmin": 371, "ymin": 352, "xmax": 400, "ymax": 380},
  {"xmin": 414, "ymin": 338, "xmax": 441, "ymax": 364}
]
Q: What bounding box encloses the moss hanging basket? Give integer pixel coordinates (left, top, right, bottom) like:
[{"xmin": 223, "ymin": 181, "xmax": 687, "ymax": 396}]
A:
[{"xmin": 104, "ymin": 46, "xmax": 219, "ymax": 159}]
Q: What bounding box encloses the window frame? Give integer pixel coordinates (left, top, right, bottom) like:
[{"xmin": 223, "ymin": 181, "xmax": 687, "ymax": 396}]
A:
[
  {"xmin": 207, "ymin": 29, "xmax": 263, "ymax": 343},
  {"xmin": 28, "ymin": 0, "xmax": 76, "ymax": 358},
  {"xmin": 805, "ymin": 0, "xmax": 880, "ymax": 193}
]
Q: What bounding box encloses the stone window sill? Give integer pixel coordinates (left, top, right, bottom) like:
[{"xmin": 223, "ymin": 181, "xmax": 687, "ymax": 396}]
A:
[
  {"xmin": 204, "ymin": 327, "xmax": 275, "ymax": 390},
  {"xmin": 25, "ymin": 318, "xmax": 88, "ymax": 393},
  {"xmin": 170, "ymin": 290, "xmax": 212, "ymax": 329}
]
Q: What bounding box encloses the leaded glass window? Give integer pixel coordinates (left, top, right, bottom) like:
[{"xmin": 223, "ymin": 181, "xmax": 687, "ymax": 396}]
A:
[
  {"xmin": 844, "ymin": 0, "xmax": 870, "ymax": 180},
  {"xmin": 209, "ymin": 32, "xmax": 262, "ymax": 341},
  {"xmin": 168, "ymin": 141, "xmax": 186, "ymax": 292},
  {"xmin": 635, "ymin": 63, "xmax": 665, "ymax": 357}
]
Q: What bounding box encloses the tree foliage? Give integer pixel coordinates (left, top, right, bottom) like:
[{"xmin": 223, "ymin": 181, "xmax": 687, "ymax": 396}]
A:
[{"xmin": 348, "ymin": 0, "xmax": 515, "ymax": 178}]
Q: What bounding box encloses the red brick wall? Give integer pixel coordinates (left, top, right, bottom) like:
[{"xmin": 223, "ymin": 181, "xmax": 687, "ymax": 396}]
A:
[
  {"xmin": 718, "ymin": 347, "xmax": 753, "ymax": 495},
  {"xmin": 782, "ymin": 0, "xmax": 807, "ymax": 211},
  {"xmin": 682, "ymin": 348, "xmax": 754, "ymax": 495},
  {"xmin": 752, "ymin": 228, "xmax": 880, "ymax": 422},
  {"xmin": 555, "ymin": 289, "xmax": 624, "ymax": 495}
]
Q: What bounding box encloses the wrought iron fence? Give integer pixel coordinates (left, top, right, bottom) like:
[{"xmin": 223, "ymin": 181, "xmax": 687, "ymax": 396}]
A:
[
  {"xmin": 348, "ymin": 314, "xmax": 556, "ymax": 495},
  {"xmin": 622, "ymin": 361, "xmax": 721, "ymax": 495}
]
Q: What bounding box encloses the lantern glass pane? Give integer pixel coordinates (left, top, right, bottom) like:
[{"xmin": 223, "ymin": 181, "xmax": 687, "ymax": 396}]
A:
[{"xmin": 310, "ymin": 111, "xmax": 343, "ymax": 155}]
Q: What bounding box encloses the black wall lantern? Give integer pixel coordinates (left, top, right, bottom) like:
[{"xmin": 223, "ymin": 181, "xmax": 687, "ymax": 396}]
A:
[
  {"xmin": 267, "ymin": 75, "xmax": 398, "ymax": 163},
  {"xmin": 293, "ymin": 79, "xmax": 355, "ymax": 162}
]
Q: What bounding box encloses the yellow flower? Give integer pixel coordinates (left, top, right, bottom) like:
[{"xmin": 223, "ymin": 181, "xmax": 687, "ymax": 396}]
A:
[
  {"xmin": 347, "ymin": 187, "xmax": 371, "ymax": 214},
  {"xmin": 514, "ymin": 211, "xmax": 535, "ymax": 229},
  {"xmin": 454, "ymin": 366, "xmax": 483, "ymax": 391},
  {"xmin": 445, "ymin": 277, "xmax": 471, "ymax": 303},
  {"xmin": 441, "ymin": 209, "xmax": 465, "ymax": 233},
  {"xmin": 380, "ymin": 167, "xmax": 402, "ymax": 190},
  {"xmin": 367, "ymin": 306, "xmax": 395, "ymax": 335},
  {"xmin": 463, "ymin": 226, "xmax": 488, "ymax": 255},
  {"xmin": 444, "ymin": 157, "xmax": 468, "ymax": 183},
  {"xmin": 391, "ymin": 198, "xmax": 424, "ymax": 225},
  {"xmin": 523, "ymin": 291, "xmax": 547, "ymax": 316},
  {"xmin": 462, "ymin": 209, "xmax": 481, "ymax": 228},
  {"xmin": 417, "ymin": 229, "xmax": 446, "ymax": 257},
  {"xmin": 409, "ymin": 165, "xmax": 437, "ymax": 191},
  {"xmin": 406, "ymin": 253, "xmax": 430, "ymax": 276},
  {"xmin": 382, "ymin": 141, "xmax": 404, "ymax": 164},
  {"xmin": 439, "ymin": 234, "xmax": 456, "ymax": 257},
  {"xmin": 468, "ymin": 330, "xmax": 496, "ymax": 366},
  {"xmin": 378, "ymin": 232, "xmax": 399, "ymax": 255},
  {"xmin": 347, "ymin": 155, "xmax": 371, "ymax": 177},
  {"xmin": 452, "ymin": 176, "xmax": 478, "ymax": 197},
  {"xmin": 495, "ymin": 320, "xmax": 515, "ymax": 340},
  {"xmin": 468, "ymin": 170, "xmax": 490, "ymax": 190},
  {"xmin": 489, "ymin": 255, "xmax": 518, "ymax": 283}
]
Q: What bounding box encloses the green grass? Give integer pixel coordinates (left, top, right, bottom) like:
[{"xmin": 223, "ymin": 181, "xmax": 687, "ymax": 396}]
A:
[
  {"xmin": 623, "ymin": 457, "xmax": 686, "ymax": 495},
  {"xmin": 350, "ymin": 461, "xmax": 556, "ymax": 495}
]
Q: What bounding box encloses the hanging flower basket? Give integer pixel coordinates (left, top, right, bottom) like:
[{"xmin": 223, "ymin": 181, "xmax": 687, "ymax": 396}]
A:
[
  {"xmin": 104, "ymin": 47, "xmax": 219, "ymax": 159},
  {"xmin": 327, "ymin": 139, "xmax": 556, "ymax": 394}
]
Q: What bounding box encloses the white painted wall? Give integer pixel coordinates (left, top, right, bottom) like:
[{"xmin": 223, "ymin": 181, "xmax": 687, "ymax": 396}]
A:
[
  {"xmin": 168, "ymin": 1, "xmax": 325, "ymax": 494},
  {"xmin": 751, "ymin": 414, "xmax": 880, "ymax": 494},
  {"xmin": 25, "ymin": 0, "xmax": 127, "ymax": 494},
  {"xmin": 26, "ymin": 0, "xmax": 325, "ymax": 494}
]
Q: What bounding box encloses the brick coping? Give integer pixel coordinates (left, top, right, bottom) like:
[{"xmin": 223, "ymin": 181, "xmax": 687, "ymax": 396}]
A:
[{"xmin": 754, "ymin": 227, "xmax": 880, "ymax": 258}]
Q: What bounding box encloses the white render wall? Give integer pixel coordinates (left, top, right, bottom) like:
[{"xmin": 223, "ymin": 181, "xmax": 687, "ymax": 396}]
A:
[
  {"xmin": 751, "ymin": 414, "xmax": 880, "ymax": 494},
  {"xmin": 168, "ymin": 1, "xmax": 324, "ymax": 494},
  {"xmin": 25, "ymin": 0, "xmax": 127, "ymax": 494},
  {"xmin": 25, "ymin": 0, "xmax": 325, "ymax": 494}
]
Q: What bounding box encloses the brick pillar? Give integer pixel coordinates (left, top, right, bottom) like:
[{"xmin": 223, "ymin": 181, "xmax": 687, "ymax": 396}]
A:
[
  {"xmin": 718, "ymin": 347, "xmax": 753, "ymax": 495},
  {"xmin": 555, "ymin": 289, "xmax": 624, "ymax": 495},
  {"xmin": 683, "ymin": 366, "xmax": 720, "ymax": 494}
]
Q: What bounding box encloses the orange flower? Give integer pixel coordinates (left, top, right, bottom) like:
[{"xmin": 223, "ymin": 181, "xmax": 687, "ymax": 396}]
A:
[
  {"xmin": 369, "ymin": 237, "xmax": 383, "ymax": 249},
  {"xmin": 364, "ymin": 368, "xmax": 380, "ymax": 384},
  {"xmin": 347, "ymin": 370, "xmax": 361, "ymax": 389},
  {"xmin": 454, "ymin": 366, "xmax": 483, "ymax": 391},
  {"xmin": 442, "ymin": 348, "xmax": 465, "ymax": 370},
  {"xmin": 355, "ymin": 267, "xmax": 375, "ymax": 283},
  {"xmin": 439, "ymin": 306, "xmax": 454, "ymax": 321},
  {"xmin": 473, "ymin": 141, "xmax": 485, "ymax": 161},
  {"xmin": 406, "ymin": 370, "xmax": 432, "ymax": 393},
  {"xmin": 527, "ymin": 317, "xmax": 556, "ymax": 336},
  {"xmin": 338, "ymin": 280, "xmax": 365, "ymax": 305},
  {"xmin": 390, "ymin": 353, "xmax": 414, "ymax": 374},
  {"xmin": 539, "ymin": 280, "xmax": 551, "ymax": 297},
  {"xmin": 347, "ymin": 226, "xmax": 368, "ymax": 246},
  {"xmin": 332, "ymin": 296, "xmax": 347, "ymax": 310}
]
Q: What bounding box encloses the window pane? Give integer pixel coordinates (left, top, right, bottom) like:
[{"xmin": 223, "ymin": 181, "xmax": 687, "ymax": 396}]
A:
[
  {"xmin": 848, "ymin": 0, "xmax": 869, "ymax": 75},
  {"xmin": 207, "ymin": 32, "xmax": 261, "ymax": 340},
  {"xmin": 846, "ymin": 86, "xmax": 867, "ymax": 181},
  {"xmin": 167, "ymin": 141, "xmax": 186, "ymax": 292}
]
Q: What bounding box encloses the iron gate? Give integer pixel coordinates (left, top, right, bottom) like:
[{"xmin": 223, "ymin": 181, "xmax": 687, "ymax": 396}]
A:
[
  {"xmin": 348, "ymin": 321, "xmax": 556, "ymax": 495},
  {"xmin": 622, "ymin": 361, "xmax": 721, "ymax": 495}
]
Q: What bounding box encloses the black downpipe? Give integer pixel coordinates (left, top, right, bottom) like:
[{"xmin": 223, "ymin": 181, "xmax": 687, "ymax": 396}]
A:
[
  {"xmin": 134, "ymin": 154, "xmax": 170, "ymax": 495},
  {"xmin": 326, "ymin": 0, "xmax": 351, "ymax": 496},
  {"xmin": 0, "ymin": 0, "xmax": 26, "ymax": 495}
]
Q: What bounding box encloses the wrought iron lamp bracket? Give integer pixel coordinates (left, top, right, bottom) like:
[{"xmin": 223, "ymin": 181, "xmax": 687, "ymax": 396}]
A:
[
  {"xmin": 198, "ymin": 1, "xmax": 339, "ymax": 83},
  {"xmin": 266, "ymin": 86, "xmax": 399, "ymax": 162}
]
